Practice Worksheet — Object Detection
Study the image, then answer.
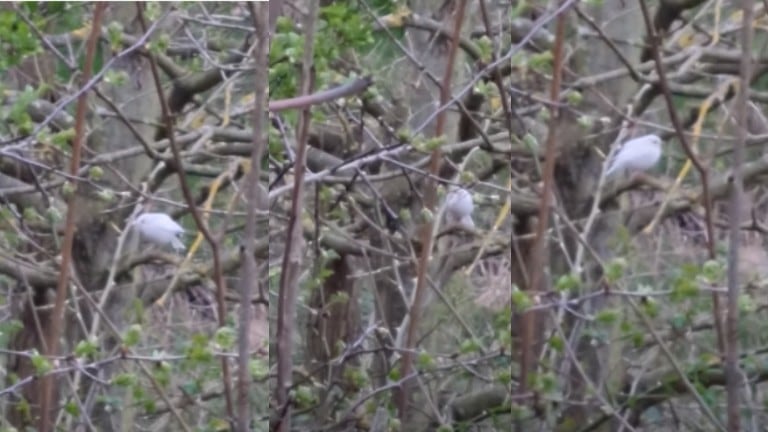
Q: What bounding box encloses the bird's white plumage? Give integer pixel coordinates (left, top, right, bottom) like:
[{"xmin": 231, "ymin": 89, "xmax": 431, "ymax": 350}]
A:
[
  {"xmin": 604, "ymin": 134, "xmax": 663, "ymax": 177},
  {"xmin": 133, "ymin": 212, "xmax": 186, "ymax": 251},
  {"xmin": 444, "ymin": 187, "xmax": 475, "ymax": 229}
]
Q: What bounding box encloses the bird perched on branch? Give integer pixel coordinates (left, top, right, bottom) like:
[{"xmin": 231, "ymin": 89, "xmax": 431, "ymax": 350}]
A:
[
  {"xmin": 132, "ymin": 212, "xmax": 186, "ymax": 251},
  {"xmin": 604, "ymin": 134, "xmax": 663, "ymax": 178},
  {"xmin": 444, "ymin": 186, "xmax": 475, "ymax": 229}
]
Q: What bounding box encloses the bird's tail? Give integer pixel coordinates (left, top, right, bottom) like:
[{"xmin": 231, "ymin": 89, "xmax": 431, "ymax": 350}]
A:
[
  {"xmin": 603, "ymin": 162, "xmax": 619, "ymax": 178},
  {"xmin": 459, "ymin": 215, "xmax": 475, "ymax": 229},
  {"xmin": 171, "ymin": 236, "xmax": 186, "ymax": 251}
]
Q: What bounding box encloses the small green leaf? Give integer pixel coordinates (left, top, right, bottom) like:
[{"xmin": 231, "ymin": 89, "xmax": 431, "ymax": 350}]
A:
[
  {"xmin": 595, "ymin": 309, "xmax": 619, "ymax": 325},
  {"xmin": 30, "ymin": 350, "xmax": 52, "ymax": 375},
  {"xmin": 604, "ymin": 258, "xmax": 628, "ymax": 283},
  {"xmin": 61, "ymin": 181, "xmax": 76, "ymax": 199},
  {"xmin": 250, "ymin": 358, "xmax": 267, "ymax": 380},
  {"xmin": 88, "ymin": 166, "xmax": 104, "ymax": 181},
  {"xmin": 701, "ymin": 259, "xmax": 725, "ymax": 283},
  {"xmin": 113, "ymin": 373, "xmax": 136, "ymax": 387},
  {"xmin": 388, "ymin": 368, "xmax": 401, "ymax": 381},
  {"xmin": 739, "ymin": 294, "xmax": 756, "ymax": 313},
  {"xmin": 419, "ymin": 207, "xmax": 434, "ymax": 223},
  {"xmin": 548, "ymin": 335, "xmax": 564, "ymax": 352},
  {"xmin": 416, "ymin": 351, "xmax": 436, "ymax": 370},
  {"xmin": 671, "ymin": 275, "xmax": 698, "ymax": 301},
  {"xmin": 567, "ymin": 91, "xmax": 583, "ymax": 106},
  {"xmin": 460, "ymin": 338, "xmax": 481, "ymax": 354},
  {"xmin": 293, "ymin": 385, "xmax": 316, "ymax": 409},
  {"xmin": 96, "ymin": 189, "xmax": 115, "ymax": 202},
  {"xmin": 123, "ymin": 324, "xmax": 142, "ymax": 347},
  {"xmin": 522, "ymin": 133, "xmax": 539, "ymax": 152},
  {"xmin": 74, "ymin": 338, "xmax": 98, "ymax": 357},
  {"xmin": 555, "ymin": 273, "xmax": 580, "ymax": 292},
  {"xmin": 107, "ymin": 21, "xmax": 124, "ymax": 51},
  {"xmin": 64, "ymin": 400, "xmax": 79, "ymax": 416},
  {"xmin": 213, "ymin": 326, "xmax": 236, "ymax": 350},
  {"xmin": 511, "ymin": 289, "xmax": 532, "ymax": 311}
]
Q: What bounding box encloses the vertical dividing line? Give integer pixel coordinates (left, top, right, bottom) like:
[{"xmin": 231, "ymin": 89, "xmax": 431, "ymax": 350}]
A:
[
  {"xmin": 727, "ymin": 0, "xmax": 753, "ymax": 430},
  {"xmin": 241, "ymin": 3, "xmax": 268, "ymax": 431}
]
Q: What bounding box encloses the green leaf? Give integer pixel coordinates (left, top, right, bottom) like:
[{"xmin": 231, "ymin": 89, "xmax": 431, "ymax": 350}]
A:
[
  {"xmin": 511, "ymin": 289, "xmax": 532, "ymax": 311},
  {"xmin": 416, "ymin": 351, "xmax": 436, "ymax": 370},
  {"xmin": 74, "ymin": 338, "xmax": 98, "ymax": 357},
  {"xmin": 250, "ymin": 358, "xmax": 267, "ymax": 380},
  {"xmin": 460, "ymin": 338, "xmax": 481, "ymax": 354},
  {"xmin": 595, "ymin": 309, "xmax": 619, "ymax": 325},
  {"xmin": 213, "ymin": 326, "xmax": 236, "ymax": 350},
  {"xmin": 113, "ymin": 373, "xmax": 136, "ymax": 387},
  {"xmin": 64, "ymin": 400, "xmax": 80, "ymax": 416},
  {"xmin": 604, "ymin": 258, "xmax": 628, "ymax": 283},
  {"xmin": 30, "ymin": 350, "xmax": 52, "ymax": 375},
  {"xmin": 548, "ymin": 335, "xmax": 564, "ymax": 352},
  {"xmin": 555, "ymin": 273, "xmax": 580, "ymax": 293},
  {"xmin": 107, "ymin": 21, "xmax": 124, "ymax": 51},
  {"xmin": 671, "ymin": 274, "xmax": 698, "ymax": 301},
  {"xmin": 567, "ymin": 90, "xmax": 584, "ymax": 106},
  {"xmin": 701, "ymin": 259, "xmax": 725, "ymax": 283},
  {"xmin": 293, "ymin": 385, "xmax": 316, "ymax": 409},
  {"xmin": 123, "ymin": 324, "xmax": 142, "ymax": 347},
  {"xmin": 180, "ymin": 379, "xmax": 202, "ymax": 396}
]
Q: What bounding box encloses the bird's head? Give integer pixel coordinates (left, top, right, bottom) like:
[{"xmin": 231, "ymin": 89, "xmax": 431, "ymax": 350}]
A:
[
  {"xmin": 643, "ymin": 134, "xmax": 662, "ymax": 147},
  {"xmin": 133, "ymin": 214, "xmax": 149, "ymax": 226}
]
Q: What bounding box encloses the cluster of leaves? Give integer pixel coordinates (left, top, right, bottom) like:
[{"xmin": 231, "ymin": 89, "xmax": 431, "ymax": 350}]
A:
[{"xmin": 269, "ymin": 2, "xmax": 375, "ymax": 100}]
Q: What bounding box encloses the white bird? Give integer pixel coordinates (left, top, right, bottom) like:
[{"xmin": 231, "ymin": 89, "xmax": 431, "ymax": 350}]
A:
[
  {"xmin": 132, "ymin": 212, "xmax": 186, "ymax": 251},
  {"xmin": 604, "ymin": 134, "xmax": 663, "ymax": 178},
  {"xmin": 444, "ymin": 187, "xmax": 475, "ymax": 229}
]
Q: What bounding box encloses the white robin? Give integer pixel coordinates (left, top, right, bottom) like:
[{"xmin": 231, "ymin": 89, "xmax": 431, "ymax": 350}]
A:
[
  {"xmin": 132, "ymin": 212, "xmax": 186, "ymax": 251},
  {"xmin": 444, "ymin": 187, "xmax": 475, "ymax": 229},
  {"xmin": 604, "ymin": 134, "xmax": 663, "ymax": 178}
]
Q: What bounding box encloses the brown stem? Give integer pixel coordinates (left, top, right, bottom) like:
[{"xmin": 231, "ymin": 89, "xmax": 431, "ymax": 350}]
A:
[
  {"xmin": 135, "ymin": 1, "xmax": 235, "ymax": 421},
  {"xmin": 40, "ymin": 4, "xmax": 106, "ymax": 431},
  {"xmin": 396, "ymin": 0, "xmax": 468, "ymax": 420},
  {"xmin": 519, "ymin": 0, "xmax": 568, "ymax": 408},
  {"xmin": 637, "ymin": 0, "xmax": 725, "ymax": 356},
  {"xmin": 268, "ymin": 77, "xmax": 373, "ymax": 112},
  {"xmin": 273, "ymin": 2, "xmax": 319, "ymax": 431}
]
